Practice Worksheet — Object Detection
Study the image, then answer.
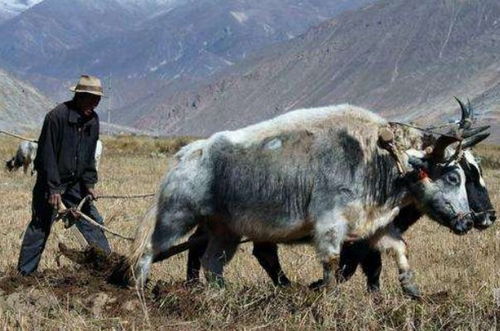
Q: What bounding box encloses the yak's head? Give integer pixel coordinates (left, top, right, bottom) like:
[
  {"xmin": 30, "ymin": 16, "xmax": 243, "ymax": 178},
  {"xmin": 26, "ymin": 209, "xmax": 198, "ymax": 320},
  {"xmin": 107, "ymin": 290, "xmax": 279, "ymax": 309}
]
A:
[
  {"xmin": 460, "ymin": 150, "xmax": 495, "ymax": 229},
  {"xmin": 452, "ymin": 98, "xmax": 496, "ymax": 229},
  {"xmin": 404, "ymin": 98, "xmax": 492, "ymax": 235},
  {"xmin": 5, "ymin": 157, "xmax": 16, "ymax": 172},
  {"xmin": 407, "ymin": 154, "xmax": 473, "ymax": 235}
]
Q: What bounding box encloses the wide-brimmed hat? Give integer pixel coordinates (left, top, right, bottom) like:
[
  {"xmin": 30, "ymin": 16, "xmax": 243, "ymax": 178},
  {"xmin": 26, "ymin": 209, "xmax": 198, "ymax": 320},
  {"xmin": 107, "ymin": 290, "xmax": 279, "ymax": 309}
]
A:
[{"xmin": 69, "ymin": 75, "xmax": 104, "ymax": 96}]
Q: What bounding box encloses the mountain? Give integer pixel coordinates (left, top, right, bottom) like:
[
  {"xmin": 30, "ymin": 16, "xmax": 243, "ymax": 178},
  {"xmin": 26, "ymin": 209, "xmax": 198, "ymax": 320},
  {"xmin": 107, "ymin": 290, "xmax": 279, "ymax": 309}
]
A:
[
  {"xmin": 0, "ymin": 67, "xmax": 146, "ymax": 135},
  {"xmin": 0, "ymin": 68, "xmax": 52, "ymax": 131},
  {"xmin": 125, "ymin": 0, "xmax": 500, "ymax": 142},
  {"xmin": 0, "ymin": 0, "xmax": 173, "ymax": 71},
  {"xmin": 0, "ymin": 0, "xmax": 42, "ymax": 22},
  {"xmin": 0, "ymin": 0, "xmax": 376, "ymax": 110},
  {"xmin": 47, "ymin": 0, "xmax": 376, "ymax": 79}
]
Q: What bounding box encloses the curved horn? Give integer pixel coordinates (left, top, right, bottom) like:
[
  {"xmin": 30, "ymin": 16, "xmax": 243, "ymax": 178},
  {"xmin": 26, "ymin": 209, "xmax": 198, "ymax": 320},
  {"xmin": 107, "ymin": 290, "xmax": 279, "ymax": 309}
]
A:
[
  {"xmin": 461, "ymin": 132, "xmax": 490, "ymax": 149},
  {"xmin": 462, "ymin": 125, "xmax": 490, "ymax": 138},
  {"xmin": 431, "ymin": 134, "xmax": 461, "ymax": 161},
  {"xmin": 467, "ymin": 98, "xmax": 474, "ymax": 120},
  {"xmin": 454, "ymin": 97, "xmax": 473, "ymax": 129}
]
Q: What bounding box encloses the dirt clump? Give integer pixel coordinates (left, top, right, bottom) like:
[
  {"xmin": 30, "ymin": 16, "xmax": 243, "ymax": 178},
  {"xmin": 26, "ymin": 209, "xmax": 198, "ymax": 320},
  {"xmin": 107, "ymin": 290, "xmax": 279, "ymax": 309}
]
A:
[
  {"xmin": 57, "ymin": 243, "xmax": 128, "ymax": 277},
  {"xmin": 0, "ymin": 245, "xmax": 149, "ymax": 325},
  {"xmin": 0, "ymin": 289, "xmax": 58, "ymax": 316}
]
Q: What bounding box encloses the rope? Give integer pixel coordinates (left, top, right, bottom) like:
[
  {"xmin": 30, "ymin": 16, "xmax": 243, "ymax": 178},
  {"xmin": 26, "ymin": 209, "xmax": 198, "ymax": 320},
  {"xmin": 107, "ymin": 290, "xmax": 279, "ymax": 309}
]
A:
[
  {"xmin": 389, "ymin": 121, "xmax": 462, "ymax": 140},
  {"xmin": 153, "ymin": 238, "xmax": 251, "ymax": 263},
  {"xmin": 56, "ymin": 199, "xmax": 134, "ymax": 241},
  {"xmin": 0, "ymin": 130, "xmax": 38, "ymax": 143},
  {"xmin": 97, "ymin": 193, "xmax": 155, "ymax": 199},
  {"xmin": 471, "ymin": 209, "xmax": 496, "ymax": 216}
]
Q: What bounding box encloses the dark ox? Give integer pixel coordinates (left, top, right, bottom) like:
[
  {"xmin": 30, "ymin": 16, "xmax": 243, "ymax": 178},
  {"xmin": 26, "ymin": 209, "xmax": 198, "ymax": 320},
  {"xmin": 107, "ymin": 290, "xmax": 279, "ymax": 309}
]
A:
[
  {"xmin": 125, "ymin": 104, "xmax": 490, "ymax": 293},
  {"xmin": 5, "ymin": 141, "xmax": 38, "ymax": 175}
]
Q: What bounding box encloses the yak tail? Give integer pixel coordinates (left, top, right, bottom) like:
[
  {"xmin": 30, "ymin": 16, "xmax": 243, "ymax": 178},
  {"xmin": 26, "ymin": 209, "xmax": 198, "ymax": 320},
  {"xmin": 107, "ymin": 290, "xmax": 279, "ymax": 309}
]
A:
[
  {"xmin": 109, "ymin": 203, "xmax": 158, "ymax": 286},
  {"xmin": 130, "ymin": 203, "xmax": 157, "ymax": 265}
]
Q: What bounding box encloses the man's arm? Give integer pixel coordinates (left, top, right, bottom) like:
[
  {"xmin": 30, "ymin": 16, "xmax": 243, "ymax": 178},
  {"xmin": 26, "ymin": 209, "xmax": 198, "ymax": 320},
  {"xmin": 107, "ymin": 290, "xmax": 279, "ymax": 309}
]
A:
[
  {"xmin": 81, "ymin": 120, "xmax": 99, "ymax": 198},
  {"xmin": 37, "ymin": 112, "xmax": 62, "ymax": 195}
]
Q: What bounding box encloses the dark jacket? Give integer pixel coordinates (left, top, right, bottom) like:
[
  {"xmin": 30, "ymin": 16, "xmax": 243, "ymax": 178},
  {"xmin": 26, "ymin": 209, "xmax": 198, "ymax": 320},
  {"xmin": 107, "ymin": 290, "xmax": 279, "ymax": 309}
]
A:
[{"xmin": 34, "ymin": 101, "xmax": 99, "ymax": 194}]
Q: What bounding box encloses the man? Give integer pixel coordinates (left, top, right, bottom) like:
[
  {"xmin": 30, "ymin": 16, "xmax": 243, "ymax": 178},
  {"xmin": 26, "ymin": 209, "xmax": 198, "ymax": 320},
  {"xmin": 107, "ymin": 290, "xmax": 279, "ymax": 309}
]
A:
[{"xmin": 17, "ymin": 75, "xmax": 111, "ymax": 275}]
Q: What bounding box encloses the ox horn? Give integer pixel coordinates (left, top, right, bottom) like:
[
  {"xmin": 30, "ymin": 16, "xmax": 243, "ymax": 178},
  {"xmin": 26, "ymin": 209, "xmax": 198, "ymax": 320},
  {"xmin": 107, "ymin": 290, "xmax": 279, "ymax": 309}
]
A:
[
  {"xmin": 455, "ymin": 97, "xmax": 473, "ymax": 129},
  {"xmin": 461, "ymin": 132, "xmax": 490, "ymax": 149},
  {"xmin": 430, "ymin": 134, "xmax": 461, "ymax": 162},
  {"xmin": 462, "ymin": 125, "xmax": 490, "ymax": 138}
]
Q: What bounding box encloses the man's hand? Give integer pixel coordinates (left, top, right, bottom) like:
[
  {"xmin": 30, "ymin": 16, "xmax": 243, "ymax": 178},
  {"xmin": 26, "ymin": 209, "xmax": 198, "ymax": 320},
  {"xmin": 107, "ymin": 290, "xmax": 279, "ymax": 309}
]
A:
[
  {"xmin": 86, "ymin": 188, "xmax": 98, "ymax": 201},
  {"xmin": 48, "ymin": 193, "xmax": 62, "ymax": 209}
]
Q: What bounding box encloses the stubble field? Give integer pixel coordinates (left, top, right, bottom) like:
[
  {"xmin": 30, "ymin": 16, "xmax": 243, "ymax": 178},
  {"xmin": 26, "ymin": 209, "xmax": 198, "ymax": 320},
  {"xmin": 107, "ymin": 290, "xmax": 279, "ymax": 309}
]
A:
[{"xmin": 0, "ymin": 135, "xmax": 498, "ymax": 330}]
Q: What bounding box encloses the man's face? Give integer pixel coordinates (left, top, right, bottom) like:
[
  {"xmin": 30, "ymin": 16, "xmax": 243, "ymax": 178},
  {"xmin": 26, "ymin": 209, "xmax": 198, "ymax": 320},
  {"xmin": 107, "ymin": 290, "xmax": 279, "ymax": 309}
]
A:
[{"xmin": 76, "ymin": 93, "xmax": 101, "ymax": 117}]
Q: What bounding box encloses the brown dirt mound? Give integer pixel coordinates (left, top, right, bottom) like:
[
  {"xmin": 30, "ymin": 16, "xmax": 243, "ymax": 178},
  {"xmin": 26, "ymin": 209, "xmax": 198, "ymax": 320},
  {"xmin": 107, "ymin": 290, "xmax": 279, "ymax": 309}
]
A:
[
  {"xmin": 0, "ymin": 244, "xmax": 204, "ymax": 327},
  {"xmin": 57, "ymin": 243, "xmax": 130, "ymax": 282},
  {"xmin": 0, "ymin": 245, "xmax": 148, "ymax": 326}
]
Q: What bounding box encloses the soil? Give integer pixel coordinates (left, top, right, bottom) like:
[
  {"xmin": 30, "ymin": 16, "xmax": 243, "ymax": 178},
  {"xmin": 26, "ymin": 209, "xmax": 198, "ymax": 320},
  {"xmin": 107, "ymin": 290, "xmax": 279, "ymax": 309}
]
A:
[
  {"xmin": 0, "ymin": 245, "xmax": 148, "ymax": 325},
  {"xmin": 0, "ymin": 245, "xmax": 454, "ymax": 328}
]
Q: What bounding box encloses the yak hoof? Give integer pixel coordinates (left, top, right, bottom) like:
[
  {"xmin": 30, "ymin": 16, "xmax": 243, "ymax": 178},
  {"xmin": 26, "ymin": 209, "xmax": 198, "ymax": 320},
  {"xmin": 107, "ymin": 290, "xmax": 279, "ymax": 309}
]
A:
[
  {"xmin": 277, "ymin": 278, "xmax": 292, "ymax": 287},
  {"xmin": 402, "ymin": 284, "xmax": 422, "ymax": 300},
  {"xmin": 308, "ymin": 279, "xmax": 333, "ymax": 291},
  {"xmin": 367, "ymin": 283, "xmax": 381, "ymax": 293},
  {"xmin": 275, "ymin": 274, "xmax": 291, "ymax": 287},
  {"xmin": 309, "ymin": 279, "xmax": 325, "ymax": 290},
  {"xmin": 184, "ymin": 278, "xmax": 203, "ymax": 287}
]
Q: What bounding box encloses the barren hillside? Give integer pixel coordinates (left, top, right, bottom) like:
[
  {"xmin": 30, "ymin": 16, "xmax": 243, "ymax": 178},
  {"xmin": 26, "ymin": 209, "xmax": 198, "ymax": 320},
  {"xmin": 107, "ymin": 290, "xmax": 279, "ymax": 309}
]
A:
[
  {"xmin": 0, "ymin": 68, "xmax": 52, "ymax": 131},
  {"xmin": 129, "ymin": 0, "xmax": 500, "ymax": 141},
  {"xmin": 0, "ymin": 0, "xmax": 375, "ymax": 109}
]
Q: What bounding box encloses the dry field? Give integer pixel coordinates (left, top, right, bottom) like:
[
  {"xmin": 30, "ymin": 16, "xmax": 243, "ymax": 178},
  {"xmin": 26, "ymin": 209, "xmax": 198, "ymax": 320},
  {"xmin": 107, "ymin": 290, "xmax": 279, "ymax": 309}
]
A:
[{"xmin": 0, "ymin": 135, "xmax": 498, "ymax": 330}]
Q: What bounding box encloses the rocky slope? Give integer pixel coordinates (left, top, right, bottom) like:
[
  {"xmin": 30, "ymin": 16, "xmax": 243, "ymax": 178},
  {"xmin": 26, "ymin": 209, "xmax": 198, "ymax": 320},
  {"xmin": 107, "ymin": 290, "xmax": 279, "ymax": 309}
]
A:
[
  {"xmin": 0, "ymin": 68, "xmax": 52, "ymax": 131},
  {"xmin": 0, "ymin": 67, "xmax": 148, "ymax": 135}
]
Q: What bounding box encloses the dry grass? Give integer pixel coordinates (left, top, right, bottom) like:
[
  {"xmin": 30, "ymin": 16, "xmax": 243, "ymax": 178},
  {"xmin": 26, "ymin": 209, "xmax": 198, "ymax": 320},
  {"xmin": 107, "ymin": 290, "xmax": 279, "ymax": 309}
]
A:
[
  {"xmin": 101, "ymin": 135, "xmax": 198, "ymax": 157},
  {"xmin": 0, "ymin": 135, "xmax": 498, "ymax": 330}
]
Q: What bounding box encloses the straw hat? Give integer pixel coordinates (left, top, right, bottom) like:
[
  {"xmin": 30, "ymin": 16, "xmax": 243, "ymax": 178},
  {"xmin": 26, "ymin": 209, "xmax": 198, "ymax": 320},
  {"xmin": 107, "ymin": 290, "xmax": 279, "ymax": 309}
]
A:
[{"xmin": 69, "ymin": 75, "xmax": 104, "ymax": 96}]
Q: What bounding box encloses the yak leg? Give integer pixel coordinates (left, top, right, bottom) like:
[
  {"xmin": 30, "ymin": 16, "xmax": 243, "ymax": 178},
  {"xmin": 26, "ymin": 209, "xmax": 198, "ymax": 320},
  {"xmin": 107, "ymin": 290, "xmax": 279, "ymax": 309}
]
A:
[
  {"xmin": 336, "ymin": 241, "xmax": 367, "ymax": 283},
  {"xmin": 360, "ymin": 248, "xmax": 382, "ymax": 292},
  {"xmin": 337, "ymin": 241, "xmax": 383, "ymax": 292},
  {"xmin": 393, "ymin": 240, "xmax": 420, "ymax": 298},
  {"xmin": 201, "ymin": 235, "xmax": 240, "ymax": 287},
  {"xmin": 310, "ymin": 215, "xmax": 347, "ymax": 290},
  {"xmin": 23, "ymin": 162, "xmax": 29, "ymax": 174},
  {"xmin": 186, "ymin": 224, "xmax": 209, "ymax": 283},
  {"xmin": 252, "ymin": 242, "xmax": 291, "ymax": 286},
  {"xmin": 372, "ymin": 232, "xmax": 420, "ymax": 298}
]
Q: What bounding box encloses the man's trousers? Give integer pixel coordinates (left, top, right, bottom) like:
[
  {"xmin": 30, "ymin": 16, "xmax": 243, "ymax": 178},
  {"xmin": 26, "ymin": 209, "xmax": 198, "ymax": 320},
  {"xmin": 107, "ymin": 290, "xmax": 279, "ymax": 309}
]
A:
[{"xmin": 17, "ymin": 181, "xmax": 111, "ymax": 275}]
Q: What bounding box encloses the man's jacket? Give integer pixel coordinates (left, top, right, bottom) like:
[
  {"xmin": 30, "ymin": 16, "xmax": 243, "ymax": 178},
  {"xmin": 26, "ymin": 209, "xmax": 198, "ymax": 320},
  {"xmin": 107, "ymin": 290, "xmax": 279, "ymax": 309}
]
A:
[{"xmin": 34, "ymin": 101, "xmax": 99, "ymax": 194}]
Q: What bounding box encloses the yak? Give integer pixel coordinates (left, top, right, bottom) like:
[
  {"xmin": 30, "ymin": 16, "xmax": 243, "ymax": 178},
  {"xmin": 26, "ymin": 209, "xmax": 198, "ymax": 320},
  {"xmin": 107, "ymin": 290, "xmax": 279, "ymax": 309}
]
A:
[
  {"xmin": 5, "ymin": 141, "xmax": 38, "ymax": 175},
  {"xmin": 121, "ymin": 104, "xmax": 491, "ymax": 296},
  {"xmin": 178, "ymin": 99, "xmax": 495, "ymax": 297}
]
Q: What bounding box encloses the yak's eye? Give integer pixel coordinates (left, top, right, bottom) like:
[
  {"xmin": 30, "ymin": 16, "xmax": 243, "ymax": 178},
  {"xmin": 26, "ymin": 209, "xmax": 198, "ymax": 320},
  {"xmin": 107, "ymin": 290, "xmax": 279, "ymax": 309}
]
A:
[{"xmin": 446, "ymin": 172, "xmax": 461, "ymax": 186}]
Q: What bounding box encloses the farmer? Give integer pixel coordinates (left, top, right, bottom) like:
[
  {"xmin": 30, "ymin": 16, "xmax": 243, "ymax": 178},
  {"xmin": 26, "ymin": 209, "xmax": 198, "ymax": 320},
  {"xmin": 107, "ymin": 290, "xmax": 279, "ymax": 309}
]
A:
[{"xmin": 17, "ymin": 75, "xmax": 111, "ymax": 276}]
